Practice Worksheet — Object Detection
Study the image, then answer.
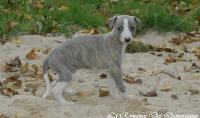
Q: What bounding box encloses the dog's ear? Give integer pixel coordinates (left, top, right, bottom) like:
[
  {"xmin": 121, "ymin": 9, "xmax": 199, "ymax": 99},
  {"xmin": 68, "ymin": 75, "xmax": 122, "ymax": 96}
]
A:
[
  {"xmin": 108, "ymin": 16, "xmax": 118, "ymax": 29},
  {"xmin": 133, "ymin": 16, "xmax": 142, "ymax": 28}
]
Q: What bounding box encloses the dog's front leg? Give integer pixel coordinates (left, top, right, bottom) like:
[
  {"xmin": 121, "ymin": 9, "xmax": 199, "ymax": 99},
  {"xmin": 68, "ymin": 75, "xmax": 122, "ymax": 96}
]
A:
[
  {"xmin": 108, "ymin": 63, "xmax": 126, "ymax": 99},
  {"xmin": 109, "ymin": 64, "xmax": 136, "ymax": 100}
]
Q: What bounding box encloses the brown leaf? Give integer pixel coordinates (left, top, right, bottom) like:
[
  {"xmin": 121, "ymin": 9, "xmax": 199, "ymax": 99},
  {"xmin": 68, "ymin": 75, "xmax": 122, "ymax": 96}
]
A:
[
  {"xmin": 32, "ymin": 64, "xmax": 39, "ymax": 73},
  {"xmin": 24, "ymin": 73, "xmax": 42, "ymax": 78},
  {"xmin": 184, "ymin": 66, "xmax": 191, "ymax": 72},
  {"xmin": 139, "ymin": 89, "xmax": 158, "ymax": 97},
  {"xmin": 6, "ymin": 75, "xmax": 19, "ymax": 82},
  {"xmin": 157, "ymin": 54, "xmax": 163, "ymax": 56},
  {"xmin": 7, "ymin": 21, "xmax": 17, "ymax": 31},
  {"xmin": 24, "ymin": 78, "xmax": 38, "ymax": 82},
  {"xmin": 138, "ymin": 68, "xmax": 144, "ymax": 71},
  {"xmin": 12, "ymin": 37, "xmax": 22, "ymax": 44},
  {"xmin": 3, "ymin": 66, "xmax": 18, "ymax": 72},
  {"xmin": 26, "ymin": 50, "xmax": 39, "ymax": 59},
  {"xmin": 42, "ymin": 48, "xmax": 51, "ymax": 54},
  {"xmin": 20, "ymin": 62, "xmax": 29, "ymax": 73},
  {"xmin": 75, "ymin": 91, "xmax": 84, "ymax": 96},
  {"xmin": 123, "ymin": 76, "xmax": 134, "ymax": 84},
  {"xmin": 171, "ymin": 94, "xmax": 178, "ymax": 99},
  {"xmin": 100, "ymin": 73, "xmax": 107, "ymax": 79},
  {"xmin": 99, "ymin": 89, "xmax": 109, "ymax": 97},
  {"xmin": 0, "ymin": 114, "xmax": 9, "ymax": 118},
  {"xmin": 24, "ymin": 88, "xmax": 30, "ymax": 92},
  {"xmin": 188, "ymin": 89, "xmax": 199, "ymax": 95},
  {"xmin": 142, "ymin": 98, "xmax": 148, "ymax": 102},
  {"xmin": 178, "ymin": 53, "xmax": 184, "ymax": 58},
  {"xmin": 163, "ymin": 48, "xmax": 174, "ymax": 52},
  {"xmin": 91, "ymin": 29, "xmax": 99, "ymax": 35},
  {"xmin": 170, "ymin": 37, "xmax": 182, "ymax": 45},
  {"xmin": 0, "ymin": 35, "xmax": 8, "ymax": 44},
  {"xmin": 160, "ymin": 83, "xmax": 172, "ymax": 91},
  {"xmin": 33, "ymin": 1, "xmax": 43, "ymax": 9},
  {"xmin": 13, "ymin": 80, "xmax": 22, "ymax": 89},
  {"xmin": 6, "ymin": 56, "xmax": 22, "ymax": 67},
  {"xmin": 135, "ymin": 79, "xmax": 142, "ymax": 84},
  {"xmin": 197, "ymin": 16, "xmax": 200, "ymax": 22},
  {"xmin": 195, "ymin": 54, "xmax": 200, "ymax": 60}
]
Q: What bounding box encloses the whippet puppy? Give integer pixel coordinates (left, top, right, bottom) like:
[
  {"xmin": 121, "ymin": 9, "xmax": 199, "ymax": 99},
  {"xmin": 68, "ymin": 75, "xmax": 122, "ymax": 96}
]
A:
[{"xmin": 42, "ymin": 15, "xmax": 142, "ymax": 105}]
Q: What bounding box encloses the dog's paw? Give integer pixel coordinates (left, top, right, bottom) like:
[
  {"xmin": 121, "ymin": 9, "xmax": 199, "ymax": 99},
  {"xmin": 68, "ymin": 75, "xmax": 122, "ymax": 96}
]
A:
[{"xmin": 64, "ymin": 89, "xmax": 77, "ymax": 95}]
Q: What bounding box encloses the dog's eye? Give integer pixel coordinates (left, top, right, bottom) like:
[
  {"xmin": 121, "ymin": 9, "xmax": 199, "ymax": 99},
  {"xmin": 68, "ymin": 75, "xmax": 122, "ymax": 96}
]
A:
[
  {"xmin": 130, "ymin": 26, "xmax": 135, "ymax": 31},
  {"xmin": 118, "ymin": 26, "xmax": 123, "ymax": 31}
]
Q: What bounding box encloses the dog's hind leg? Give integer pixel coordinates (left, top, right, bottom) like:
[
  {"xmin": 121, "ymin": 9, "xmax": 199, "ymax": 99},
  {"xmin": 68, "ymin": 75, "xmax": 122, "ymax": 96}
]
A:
[
  {"xmin": 43, "ymin": 73, "xmax": 51, "ymax": 98},
  {"xmin": 52, "ymin": 69, "xmax": 73, "ymax": 105}
]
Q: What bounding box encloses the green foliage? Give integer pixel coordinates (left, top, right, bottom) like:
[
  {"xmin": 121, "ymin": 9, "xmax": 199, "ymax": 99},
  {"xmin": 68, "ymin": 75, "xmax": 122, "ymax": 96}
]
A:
[
  {"xmin": 0, "ymin": 0, "xmax": 199, "ymax": 39},
  {"xmin": 127, "ymin": 42, "xmax": 150, "ymax": 53}
]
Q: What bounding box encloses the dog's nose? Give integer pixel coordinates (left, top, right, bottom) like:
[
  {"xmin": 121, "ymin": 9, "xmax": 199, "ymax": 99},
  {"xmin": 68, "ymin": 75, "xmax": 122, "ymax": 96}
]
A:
[{"xmin": 125, "ymin": 38, "xmax": 131, "ymax": 43}]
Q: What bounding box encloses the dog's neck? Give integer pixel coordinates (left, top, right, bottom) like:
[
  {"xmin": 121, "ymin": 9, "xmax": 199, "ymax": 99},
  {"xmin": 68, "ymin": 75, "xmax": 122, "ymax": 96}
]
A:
[{"xmin": 104, "ymin": 32, "xmax": 127, "ymax": 64}]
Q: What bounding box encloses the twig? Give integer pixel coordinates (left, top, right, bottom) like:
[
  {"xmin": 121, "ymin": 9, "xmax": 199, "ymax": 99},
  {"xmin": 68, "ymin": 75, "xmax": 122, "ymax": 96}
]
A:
[{"xmin": 151, "ymin": 70, "xmax": 181, "ymax": 80}]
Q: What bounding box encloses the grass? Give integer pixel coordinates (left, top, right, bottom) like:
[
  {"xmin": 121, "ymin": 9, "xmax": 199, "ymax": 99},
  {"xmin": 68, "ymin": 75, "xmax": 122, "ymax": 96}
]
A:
[
  {"xmin": 0, "ymin": 0, "xmax": 199, "ymax": 39},
  {"xmin": 127, "ymin": 41, "xmax": 150, "ymax": 53}
]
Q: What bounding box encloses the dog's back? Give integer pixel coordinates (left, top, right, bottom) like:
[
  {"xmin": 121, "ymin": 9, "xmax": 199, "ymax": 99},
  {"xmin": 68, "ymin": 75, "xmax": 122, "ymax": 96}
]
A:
[{"xmin": 44, "ymin": 34, "xmax": 111, "ymax": 74}]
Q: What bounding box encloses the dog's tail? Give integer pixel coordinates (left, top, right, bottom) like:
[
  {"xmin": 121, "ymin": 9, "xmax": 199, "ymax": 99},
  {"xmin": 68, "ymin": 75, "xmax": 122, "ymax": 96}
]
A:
[{"xmin": 42, "ymin": 60, "xmax": 51, "ymax": 98}]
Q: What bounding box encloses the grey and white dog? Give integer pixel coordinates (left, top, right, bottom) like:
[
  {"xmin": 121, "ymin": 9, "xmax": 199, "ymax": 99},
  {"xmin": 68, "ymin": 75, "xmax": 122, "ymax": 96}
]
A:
[{"xmin": 42, "ymin": 15, "xmax": 142, "ymax": 105}]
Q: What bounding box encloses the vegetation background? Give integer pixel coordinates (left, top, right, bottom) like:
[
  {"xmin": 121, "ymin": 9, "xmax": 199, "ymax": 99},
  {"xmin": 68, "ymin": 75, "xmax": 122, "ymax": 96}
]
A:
[{"xmin": 0, "ymin": 0, "xmax": 200, "ymax": 40}]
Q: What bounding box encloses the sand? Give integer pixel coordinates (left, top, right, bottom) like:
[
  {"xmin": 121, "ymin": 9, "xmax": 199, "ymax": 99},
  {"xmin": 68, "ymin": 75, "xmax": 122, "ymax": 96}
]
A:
[{"xmin": 0, "ymin": 31, "xmax": 200, "ymax": 118}]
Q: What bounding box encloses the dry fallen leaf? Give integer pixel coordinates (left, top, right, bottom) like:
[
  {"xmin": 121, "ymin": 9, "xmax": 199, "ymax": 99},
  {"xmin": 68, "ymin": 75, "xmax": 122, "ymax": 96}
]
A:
[
  {"xmin": 139, "ymin": 89, "xmax": 158, "ymax": 97},
  {"xmin": 6, "ymin": 75, "xmax": 19, "ymax": 82},
  {"xmin": 33, "ymin": 1, "xmax": 43, "ymax": 9},
  {"xmin": 76, "ymin": 91, "xmax": 84, "ymax": 96},
  {"xmin": 42, "ymin": 48, "xmax": 51, "ymax": 54},
  {"xmin": 6, "ymin": 88, "xmax": 19, "ymax": 96},
  {"xmin": 192, "ymin": 73, "xmax": 200, "ymax": 78},
  {"xmin": 178, "ymin": 53, "xmax": 184, "ymax": 58},
  {"xmin": 142, "ymin": 98, "xmax": 148, "ymax": 102},
  {"xmin": 32, "ymin": 64, "xmax": 39, "ymax": 73},
  {"xmin": 3, "ymin": 66, "xmax": 18, "ymax": 72},
  {"xmin": 189, "ymin": 89, "xmax": 199, "ymax": 95},
  {"xmin": 20, "ymin": 62, "xmax": 29, "ymax": 73},
  {"xmin": 7, "ymin": 21, "xmax": 18, "ymax": 31},
  {"xmin": 91, "ymin": 29, "xmax": 99, "ymax": 35},
  {"xmin": 6, "ymin": 56, "xmax": 22, "ymax": 67},
  {"xmin": 24, "ymin": 73, "xmax": 42, "ymax": 78},
  {"xmin": 160, "ymin": 83, "xmax": 172, "ymax": 91},
  {"xmin": 15, "ymin": 112, "xmax": 25, "ymax": 118},
  {"xmin": 0, "ymin": 114, "xmax": 9, "ymax": 118},
  {"xmin": 99, "ymin": 89, "xmax": 109, "ymax": 97},
  {"xmin": 12, "ymin": 37, "xmax": 22, "ymax": 44},
  {"xmin": 171, "ymin": 94, "xmax": 178, "ymax": 99},
  {"xmin": 100, "ymin": 73, "xmax": 107, "ymax": 79},
  {"xmin": 170, "ymin": 37, "xmax": 182, "ymax": 45},
  {"xmin": 59, "ymin": 5, "xmax": 69, "ymax": 11},
  {"xmin": 135, "ymin": 79, "xmax": 142, "ymax": 84},
  {"xmin": 13, "ymin": 80, "xmax": 22, "ymax": 89},
  {"xmin": 0, "ymin": 35, "xmax": 7, "ymax": 44},
  {"xmin": 24, "ymin": 78, "xmax": 38, "ymax": 82},
  {"xmin": 24, "ymin": 88, "xmax": 30, "ymax": 92},
  {"xmin": 26, "ymin": 49, "xmax": 39, "ymax": 59},
  {"xmin": 123, "ymin": 76, "xmax": 134, "ymax": 84},
  {"xmin": 79, "ymin": 30, "xmax": 90, "ymax": 34},
  {"xmin": 184, "ymin": 66, "xmax": 192, "ymax": 72}
]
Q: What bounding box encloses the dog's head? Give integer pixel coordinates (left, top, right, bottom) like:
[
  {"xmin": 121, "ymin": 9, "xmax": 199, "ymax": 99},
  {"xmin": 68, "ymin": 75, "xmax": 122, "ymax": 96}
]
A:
[{"xmin": 108, "ymin": 15, "xmax": 142, "ymax": 44}]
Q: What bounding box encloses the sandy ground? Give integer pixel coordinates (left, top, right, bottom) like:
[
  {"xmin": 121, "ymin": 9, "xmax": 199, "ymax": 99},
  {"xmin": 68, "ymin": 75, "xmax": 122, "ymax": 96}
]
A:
[{"xmin": 0, "ymin": 31, "xmax": 200, "ymax": 118}]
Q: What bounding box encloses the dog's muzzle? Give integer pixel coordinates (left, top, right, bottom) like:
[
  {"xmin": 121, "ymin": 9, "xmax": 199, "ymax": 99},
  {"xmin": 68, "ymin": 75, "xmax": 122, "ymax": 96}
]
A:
[{"xmin": 125, "ymin": 38, "xmax": 131, "ymax": 43}]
